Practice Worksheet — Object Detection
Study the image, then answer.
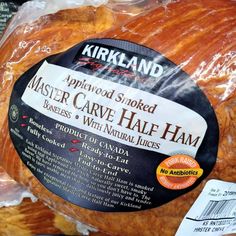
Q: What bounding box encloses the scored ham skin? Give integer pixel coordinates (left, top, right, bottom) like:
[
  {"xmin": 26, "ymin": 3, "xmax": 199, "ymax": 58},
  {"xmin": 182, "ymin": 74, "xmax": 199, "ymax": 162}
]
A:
[{"xmin": 0, "ymin": 0, "xmax": 236, "ymax": 235}]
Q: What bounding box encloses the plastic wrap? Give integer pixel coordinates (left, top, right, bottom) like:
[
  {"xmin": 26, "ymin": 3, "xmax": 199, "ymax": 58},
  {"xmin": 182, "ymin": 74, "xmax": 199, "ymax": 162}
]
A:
[
  {"xmin": 0, "ymin": 167, "xmax": 97, "ymax": 235},
  {"xmin": 0, "ymin": 0, "xmax": 156, "ymax": 47},
  {"xmin": 0, "ymin": 0, "xmax": 235, "ymax": 235},
  {"xmin": 0, "ymin": 0, "xmax": 108, "ymax": 47},
  {"xmin": 0, "ymin": 166, "xmax": 37, "ymax": 207}
]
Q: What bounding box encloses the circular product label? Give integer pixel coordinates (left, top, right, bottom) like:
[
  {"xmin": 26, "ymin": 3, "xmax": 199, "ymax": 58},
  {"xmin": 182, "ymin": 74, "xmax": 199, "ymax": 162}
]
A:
[
  {"xmin": 156, "ymin": 154, "xmax": 203, "ymax": 190},
  {"xmin": 8, "ymin": 39, "xmax": 219, "ymax": 212}
]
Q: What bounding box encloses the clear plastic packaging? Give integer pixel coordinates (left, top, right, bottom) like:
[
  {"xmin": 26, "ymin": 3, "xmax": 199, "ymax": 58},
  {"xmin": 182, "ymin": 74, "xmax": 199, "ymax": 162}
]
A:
[
  {"xmin": 0, "ymin": 0, "xmax": 108, "ymax": 47},
  {"xmin": 0, "ymin": 0, "xmax": 235, "ymax": 235},
  {"xmin": 0, "ymin": 166, "xmax": 37, "ymax": 207},
  {"xmin": 0, "ymin": 0, "xmax": 157, "ymax": 47}
]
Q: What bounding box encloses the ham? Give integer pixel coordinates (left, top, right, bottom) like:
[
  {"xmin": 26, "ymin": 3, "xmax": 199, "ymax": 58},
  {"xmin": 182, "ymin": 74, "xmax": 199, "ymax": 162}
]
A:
[{"xmin": 0, "ymin": 0, "xmax": 235, "ymax": 235}]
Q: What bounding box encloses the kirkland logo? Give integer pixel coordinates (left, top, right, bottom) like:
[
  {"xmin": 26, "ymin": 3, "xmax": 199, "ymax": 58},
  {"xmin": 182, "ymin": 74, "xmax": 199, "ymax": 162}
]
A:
[{"xmin": 81, "ymin": 44, "xmax": 164, "ymax": 78}]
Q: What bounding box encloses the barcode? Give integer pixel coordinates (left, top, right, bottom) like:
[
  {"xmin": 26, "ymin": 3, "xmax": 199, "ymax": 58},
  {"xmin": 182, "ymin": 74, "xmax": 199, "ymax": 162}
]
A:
[{"xmin": 198, "ymin": 199, "xmax": 236, "ymax": 220}]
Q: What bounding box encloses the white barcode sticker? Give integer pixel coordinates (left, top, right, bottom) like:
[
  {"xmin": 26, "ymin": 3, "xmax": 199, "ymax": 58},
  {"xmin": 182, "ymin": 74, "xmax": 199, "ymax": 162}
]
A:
[{"xmin": 175, "ymin": 180, "xmax": 236, "ymax": 236}]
